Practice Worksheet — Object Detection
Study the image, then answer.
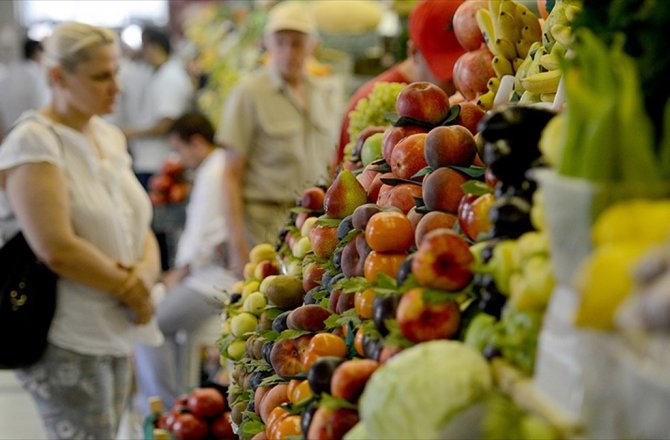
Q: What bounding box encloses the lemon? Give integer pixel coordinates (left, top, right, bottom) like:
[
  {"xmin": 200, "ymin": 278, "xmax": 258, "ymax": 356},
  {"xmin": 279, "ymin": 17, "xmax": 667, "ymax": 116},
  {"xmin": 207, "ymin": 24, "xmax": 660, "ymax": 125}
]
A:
[
  {"xmin": 592, "ymin": 199, "xmax": 670, "ymax": 247},
  {"xmin": 574, "ymin": 242, "xmax": 649, "ymax": 329}
]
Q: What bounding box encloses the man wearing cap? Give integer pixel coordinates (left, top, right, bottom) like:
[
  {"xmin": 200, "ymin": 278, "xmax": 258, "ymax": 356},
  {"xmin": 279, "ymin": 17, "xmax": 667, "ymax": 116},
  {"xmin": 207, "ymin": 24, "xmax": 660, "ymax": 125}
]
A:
[
  {"xmin": 216, "ymin": 1, "xmax": 339, "ymax": 278},
  {"xmin": 335, "ymin": 0, "xmax": 467, "ymax": 165}
]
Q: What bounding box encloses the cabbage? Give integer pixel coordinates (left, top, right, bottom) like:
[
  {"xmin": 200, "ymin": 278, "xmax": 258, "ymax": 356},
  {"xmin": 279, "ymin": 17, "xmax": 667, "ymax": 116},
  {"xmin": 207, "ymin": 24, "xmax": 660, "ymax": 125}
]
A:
[{"xmin": 351, "ymin": 341, "xmax": 492, "ymax": 440}]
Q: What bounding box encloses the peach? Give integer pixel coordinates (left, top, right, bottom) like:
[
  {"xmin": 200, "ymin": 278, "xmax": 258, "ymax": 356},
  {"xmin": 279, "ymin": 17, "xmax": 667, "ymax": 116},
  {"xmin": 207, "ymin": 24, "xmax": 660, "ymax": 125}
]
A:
[
  {"xmin": 396, "ymin": 287, "xmax": 461, "ymax": 343},
  {"xmin": 424, "ymin": 125, "xmax": 477, "ymax": 169},
  {"xmin": 396, "ymin": 81, "xmax": 451, "ymax": 125},
  {"xmin": 302, "ymin": 262, "xmax": 326, "ymax": 292},
  {"xmin": 390, "ymin": 133, "xmax": 429, "ymax": 180},
  {"xmin": 286, "ymin": 305, "xmax": 332, "ymax": 332},
  {"xmin": 368, "ymin": 172, "xmax": 394, "ymax": 203},
  {"xmin": 411, "ymin": 228, "xmax": 474, "ymax": 291},
  {"xmin": 458, "ymin": 193, "xmax": 494, "ymax": 241},
  {"xmin": 382, "ymin": 125, "xmax": 428, "ymax": 165},
  {"xmin": 377, "ymin": 183, "xmax": 423, "ymax": 214},
  {"xmin": 355, "ymin": 164, "xmax": 380, "ymax": 195},
  {"xmin": 258, "ymin": 384, "xmax": 290, "ymax": 423},
  {"xmin": 309, "ymin": 223, "xmax": 339, "ymax": 259},
  {"xmin": 414, "ymin": 211, "xmax": 458, "ymax": 246},
  {"xmin": 422, "ymin": 168, "xmax": 468, "ymax": 214},
  {"xmin": 300, "ymin": 186, "xmax": 326, "ymax": 211},
  {"xmin": 269, "ymin": 335, "xmax": 312, "ymax": 379},
  {"xmin": 331, "ymin": 359, "xmax": 380, "ymax": 402},
  {"xmin": 306, "ymin": 407, "xmax": 359, "ymax": 440},
  {"xmin": 455, "ymin": 101, "xmax": 486, "ymax": 135}
]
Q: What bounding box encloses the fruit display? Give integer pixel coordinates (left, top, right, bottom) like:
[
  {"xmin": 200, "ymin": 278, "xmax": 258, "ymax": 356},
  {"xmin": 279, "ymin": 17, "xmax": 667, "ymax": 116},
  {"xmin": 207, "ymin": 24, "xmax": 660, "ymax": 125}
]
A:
[{"xmin": 203, "ymin": 1, "xmax": 670, "ymax": 438}]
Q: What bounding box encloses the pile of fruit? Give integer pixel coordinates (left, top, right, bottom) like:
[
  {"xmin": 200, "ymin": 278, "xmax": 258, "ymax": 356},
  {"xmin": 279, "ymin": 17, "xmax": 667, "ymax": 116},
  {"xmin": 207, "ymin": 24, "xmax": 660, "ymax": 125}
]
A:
[
  {"xmin": 152, "ymin": 386, "xmax": 234, "ymax": 440},
  {"xmin": 148, "ymin": 157, "xmax": 192, "ymax": 206}
]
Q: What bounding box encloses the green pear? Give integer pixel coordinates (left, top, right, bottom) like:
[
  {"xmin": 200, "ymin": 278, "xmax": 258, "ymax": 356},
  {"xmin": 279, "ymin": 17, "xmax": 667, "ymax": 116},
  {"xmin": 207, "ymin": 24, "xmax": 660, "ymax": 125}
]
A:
[
  {"xmin": 264, "ymin": 275, "xmax": 305, "ymax": 310},
  {"xmin": 324, "ymin": 169, "xmax": 368, "ymax": 219}
]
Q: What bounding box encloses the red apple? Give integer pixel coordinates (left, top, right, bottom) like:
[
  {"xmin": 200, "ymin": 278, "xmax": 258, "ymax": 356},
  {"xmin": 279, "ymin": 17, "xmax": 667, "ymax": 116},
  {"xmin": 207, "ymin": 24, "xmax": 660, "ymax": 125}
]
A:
[
  {"xmin": 455, "ymin": 101, "xmax": 487, "ymax": 135},
  {"xmin": 453, "ymin": 47, "xmax": 496, "ymax": 101},
  {"xmin": 453, "ymin": 0, "xmax": 488, "ymax": 51},
  {"xmin": 458, "ymin": 193, "xmax": 494, "ymax": 241},
  {"xmin": 422, "ymin": 168, "xmax": 469, "ymax": 214},
  {"xmin": 396, "ymin": 82, "xmax": 451, "ymax": 125},
  {"xmin": 356, "ymin": 164, "xmax": 380, "ymax": 195},
  {"xmin": 396, "ymin": 287, "xmax": 461, "ymax": 343},
  {"xmin": 414, "ymin": 211, "xmax": 458, "ymax": 247},
  {"xmin": 301, "ymin": 186, "xmax": 326, "ymax": 211},
  {"xmin": 411, "ymin": 228, "xmax": 474, "ymax": 291},
  {"xmin": 390, "ymin": 133, "xmax": 429, "ymax": 180},
  {"xmin": 382, "ymin": 125, "xmax": 429, "ymax": 164},
  {"xmin": 377, "ymin": 183, "xmax": 423, "ymax": 214},
  {"xmin": 367, "ymin": 171, "xmax": 394, "ymax": 203},
  {"xmin": 424, "ymin": 125, "xmax": 477, "ymax": 169},
  {"xmin": 254, "ymin": 260, "xmax": 279, "ymax": 280},
  {"xmin": 309, "ymin": 224, "xmax": 339, "ymax": 259}
]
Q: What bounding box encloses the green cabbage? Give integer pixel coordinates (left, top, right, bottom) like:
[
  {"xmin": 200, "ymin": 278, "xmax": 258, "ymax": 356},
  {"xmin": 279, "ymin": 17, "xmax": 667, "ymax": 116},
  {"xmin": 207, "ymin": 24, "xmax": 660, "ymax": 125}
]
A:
[{"xmin": 349, "ymin": 341, "xmax": 492, "ymax": 440}]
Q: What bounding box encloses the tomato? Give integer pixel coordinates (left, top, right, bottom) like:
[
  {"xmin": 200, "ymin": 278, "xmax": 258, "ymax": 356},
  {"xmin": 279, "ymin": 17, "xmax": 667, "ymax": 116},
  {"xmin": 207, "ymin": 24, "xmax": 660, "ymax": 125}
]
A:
[
  {"xmin": 288, "ymin": 380, "xmax": 314, "ymax": 406},
  {"xmin": 303, "ymin": 333, "xmax": 347, "ymax": 371},
  {"xmin": 365, "ymin": 211, "xmax": 414, "ymax": 252},
  {"xmin": 187, "ymin": 387, "xmax": 226, "ymax": 418},
  {"xmin": 210, "ymin": 412, "xmax": 234, "ymax": 439},
  {"xmin": 265, "ymin": 407, "xmax": 290, "ymax": 438},
  {"xmin": 171, "ymin": 413, "xmax": 208, "ymax": 440},
  {"xmin": 273, "ymin": 414, "xmax": 302, "ymax": 439}
]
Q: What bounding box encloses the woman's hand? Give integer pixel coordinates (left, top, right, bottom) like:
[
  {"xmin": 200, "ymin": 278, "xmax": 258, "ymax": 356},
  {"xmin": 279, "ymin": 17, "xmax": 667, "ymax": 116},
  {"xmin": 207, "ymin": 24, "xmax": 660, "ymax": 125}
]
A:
[{"xmin": 114, "ymin": 269, "xmax": 154, "ymax": 325}]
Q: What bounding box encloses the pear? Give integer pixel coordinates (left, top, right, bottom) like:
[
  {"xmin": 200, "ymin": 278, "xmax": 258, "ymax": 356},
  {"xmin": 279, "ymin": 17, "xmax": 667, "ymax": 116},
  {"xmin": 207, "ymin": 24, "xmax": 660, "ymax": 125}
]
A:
[
  {"xmin": 324, "ymin": 169, "xmax": 368, "ymax": 219},
  {"xmin": 264, "ymin": 275, "xmax": 305, "ymax": 310}
]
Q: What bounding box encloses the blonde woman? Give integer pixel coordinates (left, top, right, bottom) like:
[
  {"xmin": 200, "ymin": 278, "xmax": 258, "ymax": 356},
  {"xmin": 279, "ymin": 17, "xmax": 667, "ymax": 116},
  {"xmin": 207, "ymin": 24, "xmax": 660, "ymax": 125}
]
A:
[{"xmin": 0, "ymin": 22, "xmax": 160, "ymax": 438}]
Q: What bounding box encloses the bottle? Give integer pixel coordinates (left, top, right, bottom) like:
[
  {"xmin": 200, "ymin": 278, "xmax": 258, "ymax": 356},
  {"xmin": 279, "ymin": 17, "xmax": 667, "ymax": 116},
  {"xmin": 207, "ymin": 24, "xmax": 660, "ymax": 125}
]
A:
[{"xmin": 143, "ymin": 396, "xmax": 164, "ymax": 439}]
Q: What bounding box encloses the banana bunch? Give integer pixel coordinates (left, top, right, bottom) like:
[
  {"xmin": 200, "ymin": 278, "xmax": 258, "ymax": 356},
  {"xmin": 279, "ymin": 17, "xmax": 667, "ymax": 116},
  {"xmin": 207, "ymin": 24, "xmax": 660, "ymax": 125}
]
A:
[
  {"xmin": 475, "ymin": 0, "xmax": 543, "ymax": 109},
  {"xmin": 512, "ymin": 0, "xmax": 582, "ymax": 104}
]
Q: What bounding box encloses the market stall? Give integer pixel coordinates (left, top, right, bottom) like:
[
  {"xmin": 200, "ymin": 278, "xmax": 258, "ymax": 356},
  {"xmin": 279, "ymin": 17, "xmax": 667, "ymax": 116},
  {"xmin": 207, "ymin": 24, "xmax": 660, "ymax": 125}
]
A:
[{"xmin": 149, "ymin": 1, "xmax": 670, "ymax": 439}]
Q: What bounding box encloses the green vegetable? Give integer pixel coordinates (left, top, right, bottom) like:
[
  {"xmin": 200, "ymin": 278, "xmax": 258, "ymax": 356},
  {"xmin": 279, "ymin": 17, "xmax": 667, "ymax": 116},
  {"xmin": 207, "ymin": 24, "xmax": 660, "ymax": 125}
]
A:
[
  {"xmin": 355, "ymin": 341, "xmax": 492, "ymax": 439},
  {"xmin": 464, "ymin": 313, "xmax": 497, "ymax": 353},
  {"xmin": 491, "ymin": 306, "xmax": 544, "ymax": 375}
]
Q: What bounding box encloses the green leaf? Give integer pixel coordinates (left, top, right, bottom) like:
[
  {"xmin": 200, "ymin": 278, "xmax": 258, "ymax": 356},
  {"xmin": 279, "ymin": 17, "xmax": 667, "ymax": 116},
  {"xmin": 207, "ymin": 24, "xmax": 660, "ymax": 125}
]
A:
[
  {"xmin": 319, "ymin": 393, "xmax": 358, "ymax": 410},
  {"xmin": 421, "ymin": 288, "xmax": 463, "ymax": 305},
  {"xmin": 461, "ymin": 180, "xmax": 494, "ymax": 196},
  {"xmin": 411, "ymin": 166, "xmax": 433, "ymax": 179},
  {"xmin": 325, "ymin": 308, "xmax": 361, "ymax": 330},
  {"xmin": 240, "ymin": 418, "xmax": 265, "ymax": 439},
  {"xmin": 441, "ymin": 104, "xmax": 462, "ymax": 126},
  {"xmin": 376, "ymin": 272, "xmax": 397, "ymax": 290},
  {"xmin": 371, "ymin": 162, "xmax": 392, "ymax": 173},
  {"xmin": 398, "ymin": 273, "xmax": 422, "ymax": 292},
  {"xmin": 383, "ymin": 319, "xmax": 414, "ymax": 349},
  {"xmin": 259, "ymin": 374, "xmax": 288, "ymax": 388},
  {"xmin": 276, "ymin": 329, "xmax": 312, "ymax": 341},
  {"xmin": 240, "ymin": 358, "xmax": 273, "ymax": 373},
  {"xmin": 449, "ymin": 165, "xmax": 486, "ymax": 179},
  {"xmin": 334, "ymin": 276, "xmax": 371, "ymax": 294},
  {"xmin": 380, "ymin": 176, "xmax": 422, "ymax": 187},
  {"xmin": 316, "ymin": 217, "xmax": 342, "ymax": 227}
]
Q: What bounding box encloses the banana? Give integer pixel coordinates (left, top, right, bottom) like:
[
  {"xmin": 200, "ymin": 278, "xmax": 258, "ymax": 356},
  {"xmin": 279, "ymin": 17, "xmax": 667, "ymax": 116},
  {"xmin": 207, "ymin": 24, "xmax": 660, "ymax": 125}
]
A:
[
  {"xmin": 519, "ymin": 17, "xmax": 542, "ymax": 43},
  {"xmin": 525, "ymin": 44, "xmax": 545, "ymax": 77},
  {"xmin": 541, "ymin": 93, "xmax": 557, "ymax": 103},
  {"xmin": 514, "ymin": 53, "xmax": 533, "ymax": 94},
  {"xmin": 512, "ymin": 57, "xmax": 525, "ymax": 72},
  {"xmin": 492, "ymin": 55, "xmax": 514, "ymax": 77},
  {"xmin": 565, "ymin": 4, "xmax": 581, "ymax": 22},
  {"xmin": 497, "ymin": 10, "xmax": 518, "ymax": 42},
  {"xmin": 520, "ymin": 69, "xmax": 562, "ymax": 95},
  {"xmin": 499, "ymin": 0, "xmax": 517, "ymax": 18},
  {"xmin": 493, "ymin": 38, "xmax": 517, "ymax": 60},
  {"xmin": 551, "ymin": 23, "xmax": 573, "ymax": 48},
  {"xmin": 516, "ymin": 38, "xmax": 532, "ymax": 59},
  {"xmin": 487, "ymin": 76, "xmax": 501, "ymax": 94},
  {"xmin": 476, "ymin": 8, "xmax": 498, "ymax": 56},
  {"xmin": 477, "ymin": 90, "xmax": 496, "ymax": 111},
  {"xmin": 519, "ymin": 90, "xmax": 541, "ymax": 104},
  {"xmin": 540, "ymin": 53, "xmax": 561, "ymax": 71},
  {"xmin": 488, "ymin": 0, "xmax": 502, "ymax": 18}
]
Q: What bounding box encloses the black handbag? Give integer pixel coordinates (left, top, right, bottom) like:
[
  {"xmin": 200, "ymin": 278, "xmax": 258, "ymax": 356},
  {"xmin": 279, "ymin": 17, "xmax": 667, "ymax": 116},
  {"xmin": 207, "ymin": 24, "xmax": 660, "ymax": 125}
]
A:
[{"xmin": 0, "ymin": 231, "xmax": 58, "ymax": 369}]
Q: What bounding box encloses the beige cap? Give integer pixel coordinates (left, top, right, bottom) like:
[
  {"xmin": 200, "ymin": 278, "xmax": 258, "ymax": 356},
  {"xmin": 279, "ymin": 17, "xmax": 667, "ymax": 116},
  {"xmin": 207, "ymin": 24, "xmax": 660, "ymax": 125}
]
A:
[{"xmin": 265, "ymin": 1, "xmax": 317, "ymax": 36}]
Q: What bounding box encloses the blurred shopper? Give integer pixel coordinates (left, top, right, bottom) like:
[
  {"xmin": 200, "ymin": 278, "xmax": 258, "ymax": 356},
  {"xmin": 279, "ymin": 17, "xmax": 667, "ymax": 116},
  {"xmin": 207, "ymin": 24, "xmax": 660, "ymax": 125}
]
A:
[
  {"xmin": 134, "ymin": 112, "xmax": 235, "ymax": 413},
  {"xmin": 0, "ymin": 22, "xmax": 161, "ymax": 438},
  {"xmin": 0, "ymin": 37, "xmax": 50, "ymax": 138},
  {"xmin": 216, "ymin": 1, "xmax": 339, "ymax": 278},
  {"xmin": 122, "ymin": 27, "xmax": 194, "ymax": 189},
  {"xmin": 335, "ymin": 0, "xmax": 467, "ymax": 164}
]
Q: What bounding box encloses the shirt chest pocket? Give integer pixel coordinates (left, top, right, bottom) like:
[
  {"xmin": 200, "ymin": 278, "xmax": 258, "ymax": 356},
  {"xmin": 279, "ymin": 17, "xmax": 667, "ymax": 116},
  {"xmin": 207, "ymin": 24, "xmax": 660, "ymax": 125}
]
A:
[{"xmin": 255, "ymin": 94, "xmax": 305, "ymax": 166}]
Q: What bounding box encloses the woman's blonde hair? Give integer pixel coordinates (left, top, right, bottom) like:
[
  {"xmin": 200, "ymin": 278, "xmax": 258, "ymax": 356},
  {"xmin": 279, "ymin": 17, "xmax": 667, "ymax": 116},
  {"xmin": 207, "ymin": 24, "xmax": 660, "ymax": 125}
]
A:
[{"xmin": 44, "ymin": 22, "xmax": 118, "ymax": 72}]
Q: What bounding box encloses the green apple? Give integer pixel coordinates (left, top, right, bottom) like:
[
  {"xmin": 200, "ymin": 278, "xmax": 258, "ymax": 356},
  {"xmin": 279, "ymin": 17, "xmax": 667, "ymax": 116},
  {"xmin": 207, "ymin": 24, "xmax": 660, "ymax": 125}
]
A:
[
  {"xmin": 242, "ymin": 280, "xmax": 260, "ymax": 300},
  {"xmin": 243, "ymin": 291, "xmax": 267, "ymax": 315},
  {"xmin": 230, "ymin": 312, "xmax": 258, "ymax": 337},
  {"xmin": 227, "ymin": 339, "xmax": 246, "ymax": 360},
  {"xmin": 292, "ymin": 236, "xmax": 312, "ymax": 258},
  {"xmin": 259, "ymin": 275, "xmax": 278, "ymax": 295},
  {"xmin": 360, "ymin": 132, "xmax": 384, "ymax": 166}
]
